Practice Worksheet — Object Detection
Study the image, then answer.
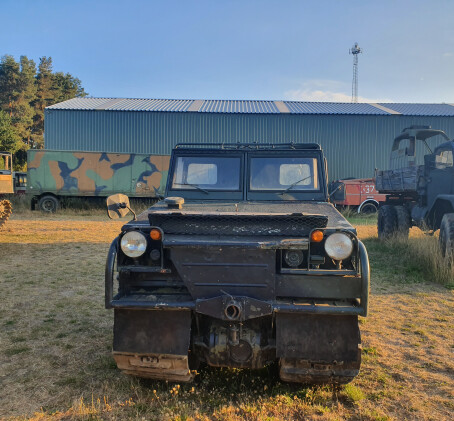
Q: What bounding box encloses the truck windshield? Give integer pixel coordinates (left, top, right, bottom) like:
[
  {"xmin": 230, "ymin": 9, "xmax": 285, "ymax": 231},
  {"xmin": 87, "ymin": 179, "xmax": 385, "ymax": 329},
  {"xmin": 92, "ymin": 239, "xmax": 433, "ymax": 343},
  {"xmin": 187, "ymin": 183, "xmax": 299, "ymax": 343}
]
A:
[
  {"xmin": 171, "ymin": 156, "xmax": 241, "ymax": 191},
  {"xmin": 250, "ymin": 157, "xmax": 319, "ymax": 191}
]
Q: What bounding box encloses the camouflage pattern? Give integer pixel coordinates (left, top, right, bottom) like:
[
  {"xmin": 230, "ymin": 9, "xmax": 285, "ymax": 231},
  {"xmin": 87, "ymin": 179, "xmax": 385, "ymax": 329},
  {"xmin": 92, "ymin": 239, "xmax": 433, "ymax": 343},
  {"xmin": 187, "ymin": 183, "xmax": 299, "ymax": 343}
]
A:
[{"xmin": 27, "ymin": 150, "xmax": 170, "ymax": 197}]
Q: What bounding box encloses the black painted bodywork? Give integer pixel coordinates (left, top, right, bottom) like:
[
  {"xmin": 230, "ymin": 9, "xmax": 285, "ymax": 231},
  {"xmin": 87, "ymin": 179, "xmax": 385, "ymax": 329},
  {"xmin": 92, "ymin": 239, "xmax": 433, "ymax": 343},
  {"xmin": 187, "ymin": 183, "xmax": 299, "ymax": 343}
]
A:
[{"xmin": 105, "ymin": 143, "xmax": 370, "ymax": 382}]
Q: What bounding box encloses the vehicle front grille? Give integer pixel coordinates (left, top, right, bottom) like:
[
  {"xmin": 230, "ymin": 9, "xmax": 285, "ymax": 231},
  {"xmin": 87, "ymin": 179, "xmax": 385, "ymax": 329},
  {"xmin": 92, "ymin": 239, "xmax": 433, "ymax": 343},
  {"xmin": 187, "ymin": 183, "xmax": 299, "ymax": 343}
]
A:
[{"xmin": 148, "ymin": 213, "xmax": 328, "ymax": 236}]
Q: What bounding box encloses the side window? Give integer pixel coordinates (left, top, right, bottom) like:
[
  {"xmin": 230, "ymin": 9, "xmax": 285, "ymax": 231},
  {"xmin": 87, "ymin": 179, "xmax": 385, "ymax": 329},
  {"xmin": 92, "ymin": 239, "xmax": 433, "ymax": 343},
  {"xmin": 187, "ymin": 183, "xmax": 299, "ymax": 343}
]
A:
[{"xmin": 435, "ymin": 150, "xmax": 453, "ymax": 169}]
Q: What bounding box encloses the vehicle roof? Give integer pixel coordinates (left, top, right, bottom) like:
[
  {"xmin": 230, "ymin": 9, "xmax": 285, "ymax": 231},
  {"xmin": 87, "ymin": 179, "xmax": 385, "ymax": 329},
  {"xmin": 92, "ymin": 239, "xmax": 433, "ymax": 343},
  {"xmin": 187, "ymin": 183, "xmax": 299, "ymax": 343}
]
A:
[
  {"xmin": 394, "ymin": 127, "xmax": 449, "ymax": 143},
  {"xmin": 173, "ymin": 142, "xmax": 321, "ymax": 151}
]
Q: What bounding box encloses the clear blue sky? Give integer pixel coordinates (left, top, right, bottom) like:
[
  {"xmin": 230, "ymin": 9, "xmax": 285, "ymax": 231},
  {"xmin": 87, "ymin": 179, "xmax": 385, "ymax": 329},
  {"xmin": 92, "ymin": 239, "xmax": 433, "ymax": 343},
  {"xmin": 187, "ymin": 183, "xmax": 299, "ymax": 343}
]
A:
[{"xmin": 3, "ymin": 0, "xmax": 454, "ymax": 103}]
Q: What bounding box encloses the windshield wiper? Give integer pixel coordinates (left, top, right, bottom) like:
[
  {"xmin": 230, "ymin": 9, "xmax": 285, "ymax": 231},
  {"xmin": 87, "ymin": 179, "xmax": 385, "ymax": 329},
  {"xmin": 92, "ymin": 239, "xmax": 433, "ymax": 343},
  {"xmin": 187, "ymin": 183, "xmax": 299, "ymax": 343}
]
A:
[
  {"xmin": 176, "ymin": 183, "xmax": 209, "ymax": 194},
  {"xmin": 279, "ymin": 175, "xmax": 312, "ymax": 195}
]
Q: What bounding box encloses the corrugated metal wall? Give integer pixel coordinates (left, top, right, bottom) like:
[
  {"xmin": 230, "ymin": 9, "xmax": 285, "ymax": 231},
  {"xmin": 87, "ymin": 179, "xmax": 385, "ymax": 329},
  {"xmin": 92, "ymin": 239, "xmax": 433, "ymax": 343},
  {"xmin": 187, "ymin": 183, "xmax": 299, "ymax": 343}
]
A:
[{"xmin": 44, "ymin": 109, "xmax": 454, "ymax": 181}]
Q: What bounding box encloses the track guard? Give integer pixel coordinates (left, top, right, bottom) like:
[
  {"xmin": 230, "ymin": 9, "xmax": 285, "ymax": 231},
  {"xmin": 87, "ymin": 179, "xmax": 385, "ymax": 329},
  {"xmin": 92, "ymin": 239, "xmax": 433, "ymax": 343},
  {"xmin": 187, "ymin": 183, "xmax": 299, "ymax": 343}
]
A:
[
  {"xmin": 113, "ymin": 309, "xmax": 193, "ymax": 381},
  {"xmin": 276, "ymin": 314, "xmax": 361, "ymax": 383}
]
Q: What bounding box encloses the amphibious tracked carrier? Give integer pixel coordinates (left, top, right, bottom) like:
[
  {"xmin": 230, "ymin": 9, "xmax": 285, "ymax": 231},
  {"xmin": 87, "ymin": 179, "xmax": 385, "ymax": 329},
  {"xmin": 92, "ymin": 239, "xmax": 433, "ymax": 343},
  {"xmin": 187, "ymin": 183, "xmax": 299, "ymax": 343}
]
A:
[{"xmin": 105, "ymin": 143, "xmax": 370, "ymax": 384}]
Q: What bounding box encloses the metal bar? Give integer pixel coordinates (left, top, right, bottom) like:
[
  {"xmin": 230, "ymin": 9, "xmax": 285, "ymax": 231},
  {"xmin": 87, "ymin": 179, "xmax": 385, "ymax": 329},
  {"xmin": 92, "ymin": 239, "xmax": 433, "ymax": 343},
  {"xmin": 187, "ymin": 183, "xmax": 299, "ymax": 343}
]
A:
[
  {"xmin": 273, "ymin": 303, "xmax": 364, "ymax": 315},
  {"xmin": 120, "ymin": 266, "xmax": 171, "ymax": 273},
  {"xmin": 358, "ymin": 240, "xmax": 370, "ymax": 316},
  {"xmin": 110, "ymin": 300, "xmax": 196, "ymax": 310},
  {"xmin": 105, "ymin": 237, "xmax": 119, "ymax": 309}
]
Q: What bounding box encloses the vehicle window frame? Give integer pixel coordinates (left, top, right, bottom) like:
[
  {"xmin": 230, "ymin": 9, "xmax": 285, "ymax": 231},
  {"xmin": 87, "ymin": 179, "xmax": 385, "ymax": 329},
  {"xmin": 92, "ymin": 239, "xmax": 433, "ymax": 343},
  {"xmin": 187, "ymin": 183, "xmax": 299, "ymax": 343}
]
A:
[
  {"xmin": 246, "ymin": 151, "xmax": 327, "ymax": 201},
  {"xmin": 166, "ymin": 151, "xmax": 245, "ymax": 201}
]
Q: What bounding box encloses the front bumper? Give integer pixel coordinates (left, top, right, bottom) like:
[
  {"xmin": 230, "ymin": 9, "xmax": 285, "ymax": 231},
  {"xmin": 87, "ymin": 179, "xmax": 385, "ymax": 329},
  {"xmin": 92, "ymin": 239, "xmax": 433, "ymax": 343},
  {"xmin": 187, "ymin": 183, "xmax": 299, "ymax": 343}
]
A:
[{"xmin": 105, "ymin": 238, "xmax": 370, "ymax": 317}]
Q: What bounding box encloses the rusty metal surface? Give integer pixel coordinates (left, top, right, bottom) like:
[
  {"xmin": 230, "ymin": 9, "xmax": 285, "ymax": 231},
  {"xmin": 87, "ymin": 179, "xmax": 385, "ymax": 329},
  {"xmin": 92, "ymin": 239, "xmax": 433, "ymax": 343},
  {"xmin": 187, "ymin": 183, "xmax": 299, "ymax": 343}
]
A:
[{"xmin": 114, "ymin": 353, "xmax": 194, "ymax": 382}]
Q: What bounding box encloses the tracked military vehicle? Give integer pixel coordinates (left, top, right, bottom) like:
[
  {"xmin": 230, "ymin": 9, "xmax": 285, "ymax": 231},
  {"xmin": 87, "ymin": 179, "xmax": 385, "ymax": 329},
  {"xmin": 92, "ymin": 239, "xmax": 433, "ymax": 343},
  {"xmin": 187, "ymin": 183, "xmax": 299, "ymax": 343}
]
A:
[{"xmin": 105, "ymin": 143, "xmax": 370, "ymax": 384}]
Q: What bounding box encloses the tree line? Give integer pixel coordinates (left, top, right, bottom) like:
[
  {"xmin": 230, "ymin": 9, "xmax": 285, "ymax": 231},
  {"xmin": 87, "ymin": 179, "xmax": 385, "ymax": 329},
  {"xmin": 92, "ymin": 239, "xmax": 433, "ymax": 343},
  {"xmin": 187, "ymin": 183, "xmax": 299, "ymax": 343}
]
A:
[{"xmin": 0, "ymin": 55, "xmax": 87, "ymax": 169}]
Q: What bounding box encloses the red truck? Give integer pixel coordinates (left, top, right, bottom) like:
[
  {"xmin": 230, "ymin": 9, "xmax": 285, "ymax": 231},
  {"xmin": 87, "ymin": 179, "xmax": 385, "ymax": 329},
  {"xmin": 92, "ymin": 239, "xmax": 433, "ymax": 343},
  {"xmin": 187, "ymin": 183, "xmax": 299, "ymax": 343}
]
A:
[{"xmin": 329, "ymin": 178, "xmax": 387, "ymax": 214}]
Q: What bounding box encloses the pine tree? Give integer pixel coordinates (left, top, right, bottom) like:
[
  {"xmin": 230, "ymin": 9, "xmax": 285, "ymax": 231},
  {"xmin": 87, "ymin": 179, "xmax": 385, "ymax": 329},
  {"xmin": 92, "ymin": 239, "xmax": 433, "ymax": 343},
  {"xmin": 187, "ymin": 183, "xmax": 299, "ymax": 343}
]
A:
[
  {"xmin": 32, "ymin": 56, "xmax": 54, "ymax": 147},
  {"xmin": 0, "ymin": 55, "xmax": 20, "ymax": 115},
  {"xmin": 0, "ymin": 110, "xmax": 20, "ymax": 153},
  {"xmin": 14, "ymin": 56, "xmax": 37, "ymax": 145},
  {"xmin": 0, "ymin": 54, "xmax": 87, "ymax": 167}
]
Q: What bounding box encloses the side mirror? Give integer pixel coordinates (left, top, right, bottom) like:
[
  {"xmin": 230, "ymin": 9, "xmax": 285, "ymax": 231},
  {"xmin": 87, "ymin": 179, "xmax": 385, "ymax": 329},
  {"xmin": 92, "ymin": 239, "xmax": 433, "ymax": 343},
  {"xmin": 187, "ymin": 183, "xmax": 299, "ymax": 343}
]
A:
[{"xmin": 106, "ymin": 194, "xmax": 134, "ymax": 219}]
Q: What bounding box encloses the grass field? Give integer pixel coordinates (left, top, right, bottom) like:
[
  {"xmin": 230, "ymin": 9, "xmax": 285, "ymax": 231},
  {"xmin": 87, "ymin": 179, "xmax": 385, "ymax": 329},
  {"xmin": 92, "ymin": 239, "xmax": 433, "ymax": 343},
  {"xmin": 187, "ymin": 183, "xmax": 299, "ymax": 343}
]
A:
[{"xmin": 0, "ymin": 209, "xmax": 453, "ymax": 420}]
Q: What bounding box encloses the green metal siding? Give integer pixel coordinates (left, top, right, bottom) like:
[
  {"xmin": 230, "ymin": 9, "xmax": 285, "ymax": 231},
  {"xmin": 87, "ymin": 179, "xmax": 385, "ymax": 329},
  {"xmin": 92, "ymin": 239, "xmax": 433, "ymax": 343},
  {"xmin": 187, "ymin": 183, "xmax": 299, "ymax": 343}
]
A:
[{"xmin": 44, "ymin": 109, "xmax": 454, "ymax": 181}]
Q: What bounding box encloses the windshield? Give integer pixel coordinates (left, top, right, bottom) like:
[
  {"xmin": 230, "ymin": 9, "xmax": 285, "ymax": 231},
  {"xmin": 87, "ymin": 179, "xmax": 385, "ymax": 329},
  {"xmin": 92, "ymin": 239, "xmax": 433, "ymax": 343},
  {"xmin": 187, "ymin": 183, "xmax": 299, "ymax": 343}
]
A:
[
  {"xmin": 171, "ymin": 156, "xmax": 241, "ymax": 191},
  {"xmin": 250, "ymin": 157, "xmax": 319, "ymax": 191}
]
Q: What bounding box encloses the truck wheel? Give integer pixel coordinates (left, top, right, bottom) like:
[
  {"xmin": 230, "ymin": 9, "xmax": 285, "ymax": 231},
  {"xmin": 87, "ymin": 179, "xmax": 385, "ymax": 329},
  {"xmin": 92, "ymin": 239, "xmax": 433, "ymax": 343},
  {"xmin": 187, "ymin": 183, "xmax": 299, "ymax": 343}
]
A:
[
  {"xmin": 439, "ymin": 213, "xmax": 454, "ymax": 260},
  {"xmin": 38, "ymin": 195, "xmax": 60, "ymax": 213},
  {"xmin": 395, "ymin": 205, "xmax": 411, "ymax": 238},
  {"xmin": 378, "ymin": 205, "xmax": 397, "ymax": 239},
  {"xmin": 360, "ymin": 202, "xmax": 378, "ymax": 214}
]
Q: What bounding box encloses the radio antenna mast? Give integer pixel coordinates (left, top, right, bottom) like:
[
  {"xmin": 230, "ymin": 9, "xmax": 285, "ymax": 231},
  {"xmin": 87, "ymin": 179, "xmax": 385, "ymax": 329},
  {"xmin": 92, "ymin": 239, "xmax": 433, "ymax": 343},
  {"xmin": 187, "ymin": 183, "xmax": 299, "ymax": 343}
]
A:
[{"xmin": 350, "ymin": 43, "xmax": 362, "ymax": 103}]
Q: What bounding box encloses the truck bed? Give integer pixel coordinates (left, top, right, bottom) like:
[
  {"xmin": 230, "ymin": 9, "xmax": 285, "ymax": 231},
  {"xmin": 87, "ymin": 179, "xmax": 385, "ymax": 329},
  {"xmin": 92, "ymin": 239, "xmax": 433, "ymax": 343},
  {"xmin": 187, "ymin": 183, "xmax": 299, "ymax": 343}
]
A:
[{"xmin": 375, "ymin": 165, "xmax": 424, "ymax": 193}]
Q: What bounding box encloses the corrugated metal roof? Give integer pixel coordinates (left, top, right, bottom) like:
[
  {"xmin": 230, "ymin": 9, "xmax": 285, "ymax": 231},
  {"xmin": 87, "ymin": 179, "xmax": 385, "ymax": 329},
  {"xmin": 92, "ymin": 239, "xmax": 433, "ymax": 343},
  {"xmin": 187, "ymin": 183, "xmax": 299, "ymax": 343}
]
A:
[
  {"xmin": 284, "ymin": 101, "xmax": 389, "ymax": 115},
  {"xmin": 46, "ymin": 97, "xmax": 454, "ymax": 116},
  {"xmin": 377, "ymin": 103, "xmax": 454, "ymax": 116},
  {"xmin": 107, "ymin": 98, "xmax": 194, "ymax": 112},
  {"xmin": 46, "ymin": 97, "xmax": 116, "ymax": 110},
  {"xmin": 47, "ymin": 97, "xmax": 194, "ymax": 112},
  {"xmin": 198, "ymin": 100, "xmax": 279, "ymax": 114}
]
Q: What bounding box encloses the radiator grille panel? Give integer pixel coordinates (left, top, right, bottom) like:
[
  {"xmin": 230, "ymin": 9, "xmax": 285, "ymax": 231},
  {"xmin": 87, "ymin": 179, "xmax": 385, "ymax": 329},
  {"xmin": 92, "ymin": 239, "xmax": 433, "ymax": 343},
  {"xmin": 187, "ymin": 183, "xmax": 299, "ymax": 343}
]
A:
[{"xmin": 148, "ymin": 214, "xmax": 328, "ymax": 236}]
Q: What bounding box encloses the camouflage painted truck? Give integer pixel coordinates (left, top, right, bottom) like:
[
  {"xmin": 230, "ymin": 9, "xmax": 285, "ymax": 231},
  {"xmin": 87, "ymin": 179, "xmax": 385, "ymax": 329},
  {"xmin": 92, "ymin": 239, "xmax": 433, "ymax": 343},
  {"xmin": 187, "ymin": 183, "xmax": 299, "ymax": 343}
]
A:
[
  {"xmin": 105, "ymin": 142, "xmax": 370, "ymax": 384},
  {"xmin": 27, "ymin": 150, "xmax": 170, "ymax": 212}
]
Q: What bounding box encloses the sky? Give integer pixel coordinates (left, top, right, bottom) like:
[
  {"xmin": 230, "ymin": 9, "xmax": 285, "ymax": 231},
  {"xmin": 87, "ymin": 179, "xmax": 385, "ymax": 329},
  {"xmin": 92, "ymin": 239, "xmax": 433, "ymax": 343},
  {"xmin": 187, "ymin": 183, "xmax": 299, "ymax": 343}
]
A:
[{"xmin": 2, "ymin": 0, "xmax": 454, "ymax": 103}]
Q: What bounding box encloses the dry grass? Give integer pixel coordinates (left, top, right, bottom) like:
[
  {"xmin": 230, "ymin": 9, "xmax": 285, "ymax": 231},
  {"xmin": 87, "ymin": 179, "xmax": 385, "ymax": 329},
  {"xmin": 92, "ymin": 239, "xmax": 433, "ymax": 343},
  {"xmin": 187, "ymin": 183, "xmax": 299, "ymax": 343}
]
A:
[{"xmin": 0, "ymin": 210, "xmax": 453, "ymax": 420}]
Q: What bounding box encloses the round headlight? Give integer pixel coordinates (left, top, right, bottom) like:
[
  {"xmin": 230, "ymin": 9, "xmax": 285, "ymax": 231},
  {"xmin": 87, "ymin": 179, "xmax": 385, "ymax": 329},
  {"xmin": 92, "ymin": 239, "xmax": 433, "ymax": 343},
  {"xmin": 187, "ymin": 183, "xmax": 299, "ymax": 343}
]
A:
[
  {"xmin": 121, "ymin": 231, "xmax": 147, "ymax": 258},
  {"xmin": 324, "ymin": 232, "xmax": 353, "ymax": 260}
]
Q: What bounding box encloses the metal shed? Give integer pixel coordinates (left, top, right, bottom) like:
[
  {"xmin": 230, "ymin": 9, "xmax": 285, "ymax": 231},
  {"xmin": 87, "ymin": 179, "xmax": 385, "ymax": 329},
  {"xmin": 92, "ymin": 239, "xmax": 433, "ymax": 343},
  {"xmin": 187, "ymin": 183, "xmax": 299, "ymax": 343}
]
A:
[{"xmin": 44, "ymin": 98, "xmax": 454, "ymax": 181}]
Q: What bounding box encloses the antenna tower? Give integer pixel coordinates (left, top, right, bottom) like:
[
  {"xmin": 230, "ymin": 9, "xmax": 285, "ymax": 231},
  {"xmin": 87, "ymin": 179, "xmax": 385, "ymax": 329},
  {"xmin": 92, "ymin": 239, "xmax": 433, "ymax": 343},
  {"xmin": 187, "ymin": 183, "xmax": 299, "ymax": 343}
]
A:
[{"xmin": 349, "ymin": 42, "xmax": 362, "ymax": 103}]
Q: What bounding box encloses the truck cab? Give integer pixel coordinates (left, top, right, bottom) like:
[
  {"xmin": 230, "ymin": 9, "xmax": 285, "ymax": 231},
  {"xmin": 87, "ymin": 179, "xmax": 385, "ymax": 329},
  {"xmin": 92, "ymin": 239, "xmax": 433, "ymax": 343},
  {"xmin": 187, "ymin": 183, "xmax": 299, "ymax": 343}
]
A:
[
  {"xmin": 105, "ymin": 143, "xmax": 370, "ymax": 384},
  {"xmin": 376, "ymin": 126, "xmax": 454, "ymax": 257}
]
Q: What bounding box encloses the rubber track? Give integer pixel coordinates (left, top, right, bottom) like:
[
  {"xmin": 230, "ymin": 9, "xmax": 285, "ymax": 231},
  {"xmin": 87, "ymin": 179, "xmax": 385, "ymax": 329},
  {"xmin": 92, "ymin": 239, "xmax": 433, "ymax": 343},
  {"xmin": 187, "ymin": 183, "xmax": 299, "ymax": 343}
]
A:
[
  {"xmin": 0, "ymin": 200, "xmax": 12, "ymax": 229},
  {"xmin": 279, "ymin": 352, "xmax": 361, "ymax": 385}
]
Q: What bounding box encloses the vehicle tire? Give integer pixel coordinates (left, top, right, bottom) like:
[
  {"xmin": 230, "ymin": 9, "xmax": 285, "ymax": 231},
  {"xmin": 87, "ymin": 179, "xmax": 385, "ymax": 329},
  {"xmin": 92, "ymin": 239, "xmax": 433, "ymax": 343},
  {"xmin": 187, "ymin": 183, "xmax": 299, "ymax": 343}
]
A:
[
  {"xmin": 377, "ymin": 205, "xmax": 397, "ymax": 239},
  {"xmin": 395, "ymin": 205, "xmax": 411, "ymax": 238},
  {"xmin": 439, "ymin": 213, "xmax": 454, "ymax": 260},
  {"xmin": 38, "ymin": 195, "xmax": 60, "ymax": 213},
  {"xmin": 359, "ymin": 202, "xmax": 378, "ymax": 214}
]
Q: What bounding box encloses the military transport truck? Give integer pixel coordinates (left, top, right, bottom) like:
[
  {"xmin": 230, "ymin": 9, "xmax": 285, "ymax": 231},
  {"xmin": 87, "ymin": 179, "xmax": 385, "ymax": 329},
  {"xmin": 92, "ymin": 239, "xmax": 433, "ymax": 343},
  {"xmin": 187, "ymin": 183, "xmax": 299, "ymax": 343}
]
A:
[
  {"xmin": 27, "ymin": 149, "xmax": 170, "ymax": 212},
  {"xmin": 376, "ymin": 126, "xmax": 454, "ymax": 258},
  {"xmin": 105, "ymin": 143, "xmax": 370, "ymax": 384}
]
